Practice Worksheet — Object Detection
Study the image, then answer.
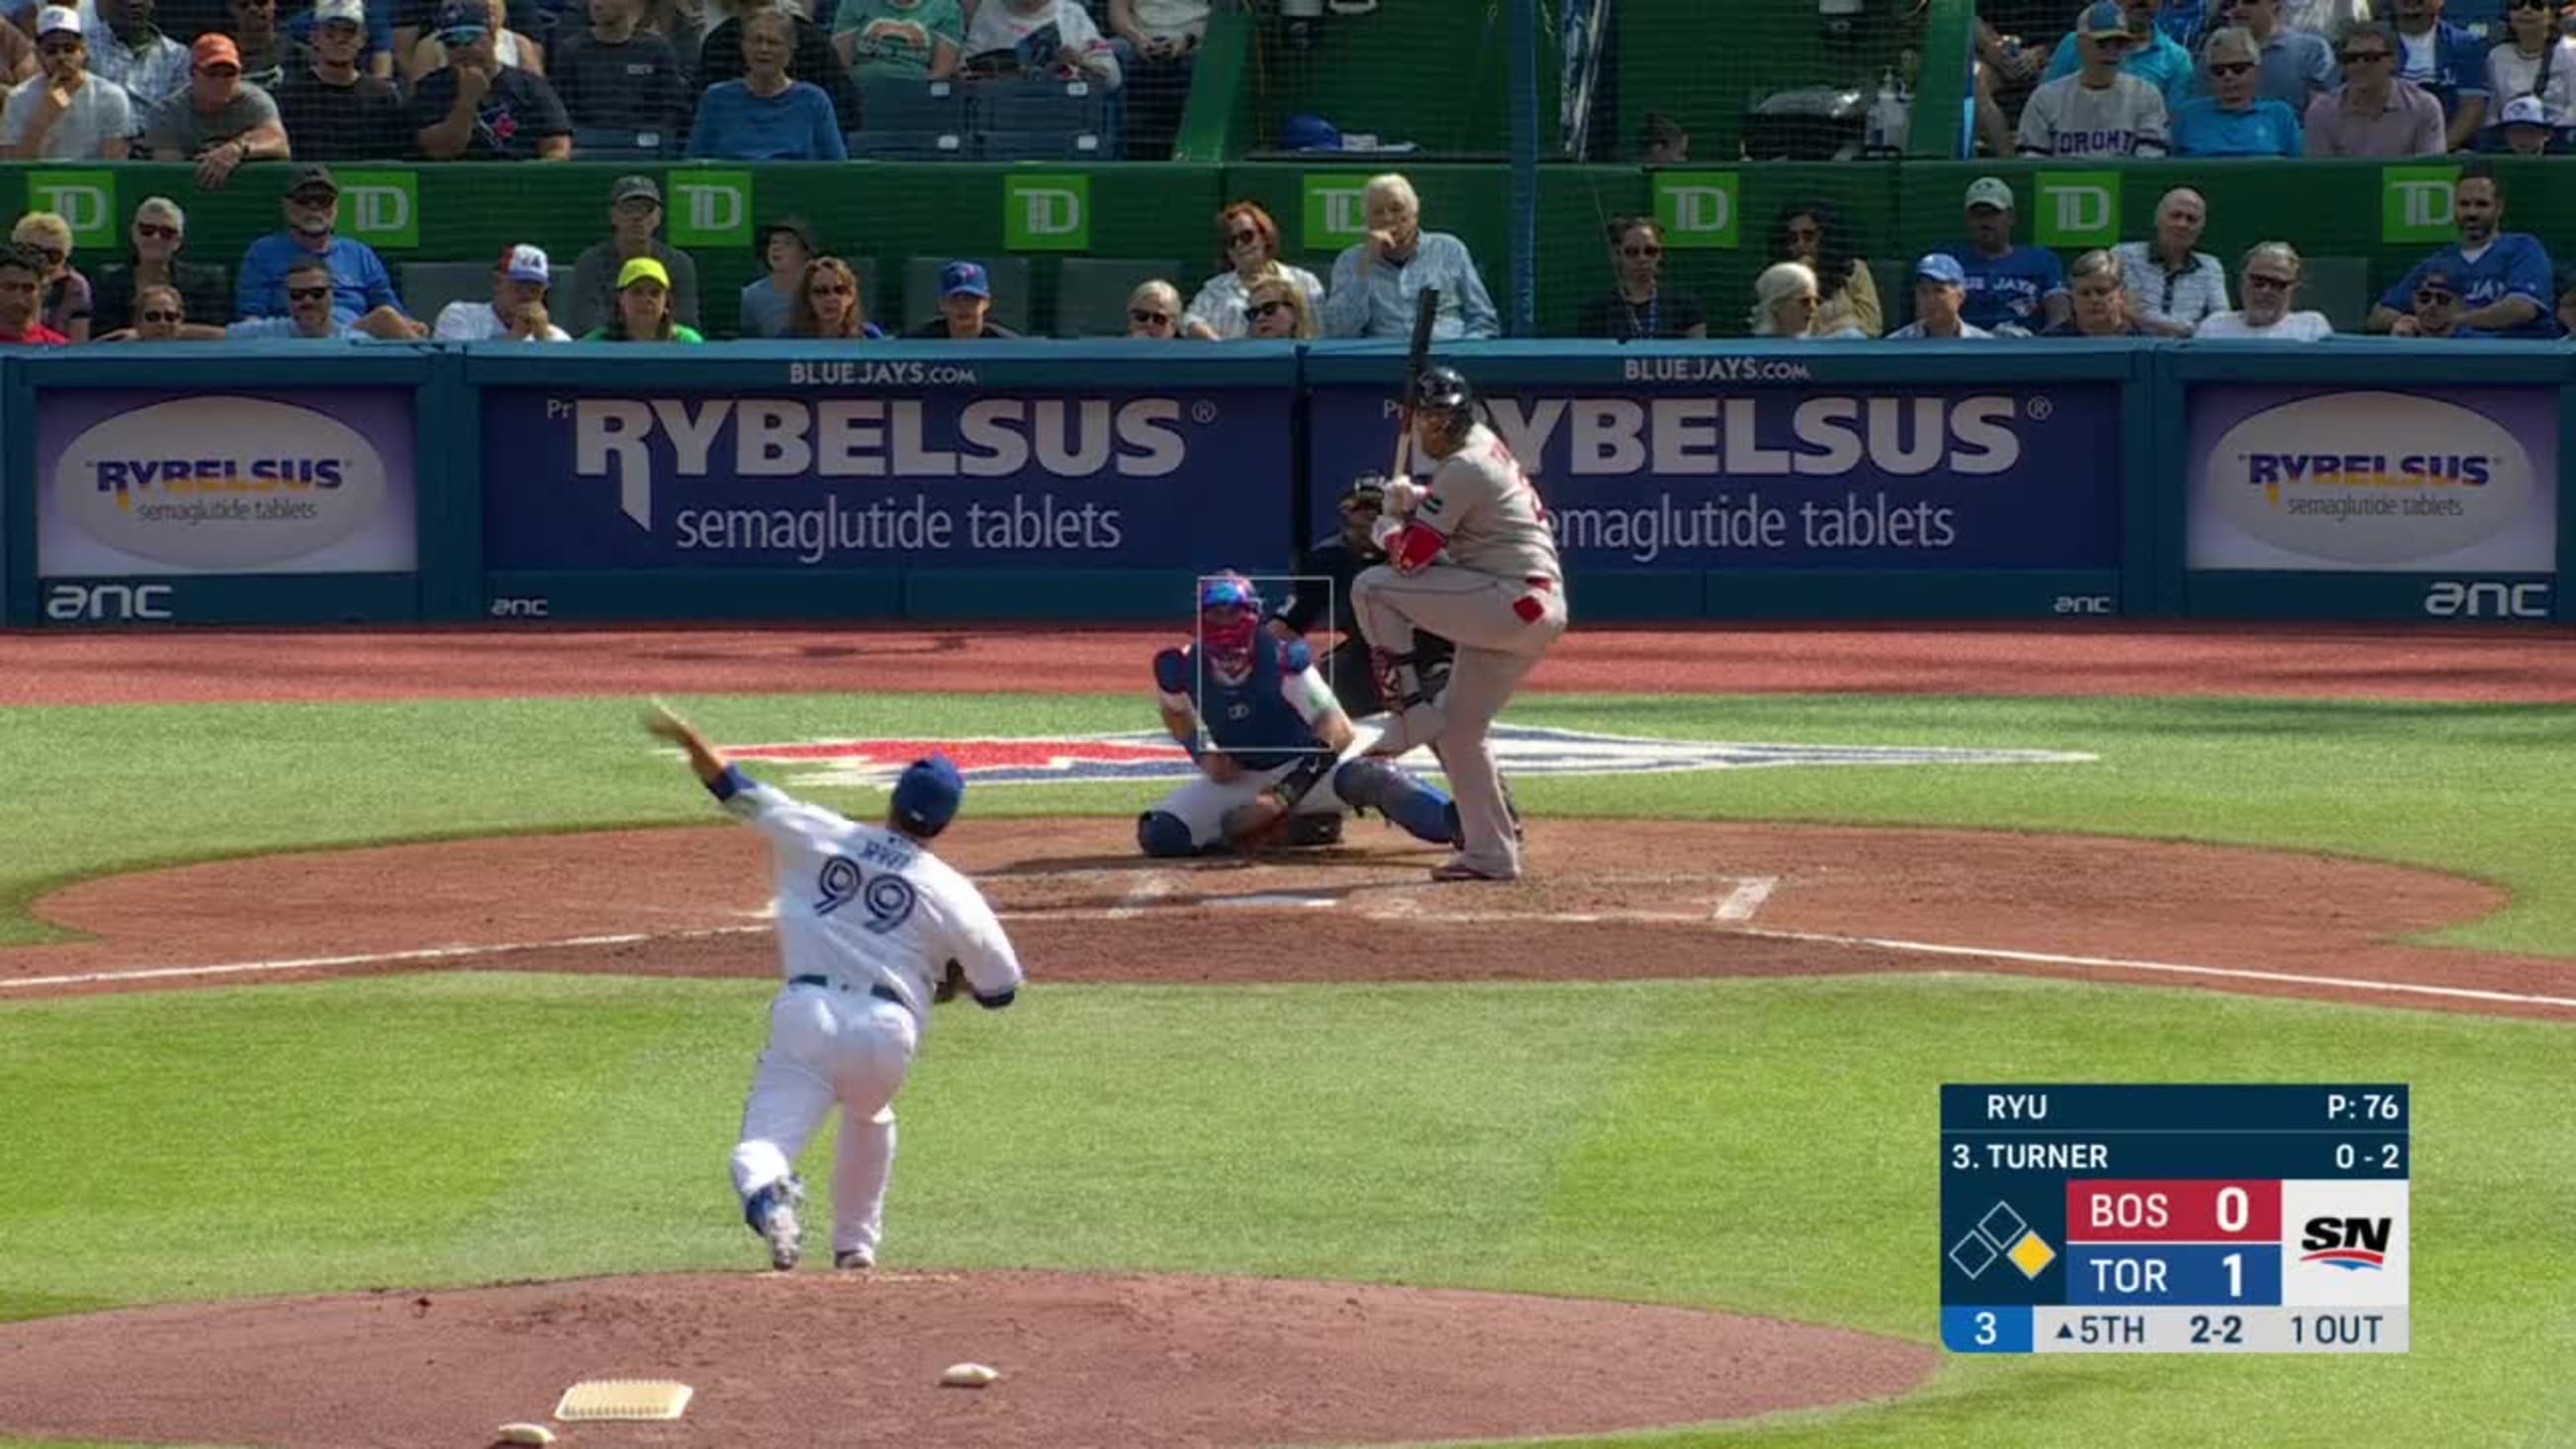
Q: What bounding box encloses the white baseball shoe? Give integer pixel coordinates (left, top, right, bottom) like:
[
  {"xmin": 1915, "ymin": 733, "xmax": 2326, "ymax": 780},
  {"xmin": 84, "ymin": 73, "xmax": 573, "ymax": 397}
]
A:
[
  {"xmin": 833, "ymin": 1248, "xmax": 875, "ymax": 1271},
  {"xmin": 1430, "ymin": 854, "xmax": 1516, "ymax": 883}
]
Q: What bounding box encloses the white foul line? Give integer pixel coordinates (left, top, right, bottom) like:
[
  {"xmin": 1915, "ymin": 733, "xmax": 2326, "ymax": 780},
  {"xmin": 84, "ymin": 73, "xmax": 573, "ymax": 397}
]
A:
[
  {"xmin": 0, "ymin": 926, "xmax": 768, "ymax": 992},
  {"xmin": 1728, "ymin": 926, "xmax": 2576, "ymax": 1012},
  {"xmin": 9, "ymin": 899, "xmax": 2571, "ymax": 1015},
  {"xmin": 1715, "ymin": 876, "xmax": 1778, "ymax": 923}
]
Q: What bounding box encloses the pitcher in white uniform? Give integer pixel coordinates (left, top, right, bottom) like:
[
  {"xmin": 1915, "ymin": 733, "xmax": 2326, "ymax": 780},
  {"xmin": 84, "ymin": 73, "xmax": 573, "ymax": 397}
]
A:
[
  {"xmin": 1352, "ymin": 365, "xmax": 1570, "ymax": 882},
  {"xmin": 645, "ymin": 701, "xmax": 1024, "ymax": 1272}
]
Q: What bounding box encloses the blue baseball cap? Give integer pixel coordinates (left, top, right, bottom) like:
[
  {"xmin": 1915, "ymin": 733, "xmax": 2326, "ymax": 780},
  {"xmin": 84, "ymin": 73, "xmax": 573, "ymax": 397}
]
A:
[
  {"xmin": 2075, "ymin": 0, "xmax": 2129, "ymax": 38},
  {"xmin": 1280, "ymin": 113, "xmax": 1342, "ymax": 152},
  {"xmin": 939, "ymin": 260, "xmax": 991, "ymax": 298},
  {"xmin": 1914, "ymin": 252, "xmax": 1968, "ymax": 286},
  {"xmin": 892, "ymin": 755, "xmax": 964, "ymax": 836},
  {"xmin": 435, "ymin": 0, "xmax": 488, "ymax": 42}
]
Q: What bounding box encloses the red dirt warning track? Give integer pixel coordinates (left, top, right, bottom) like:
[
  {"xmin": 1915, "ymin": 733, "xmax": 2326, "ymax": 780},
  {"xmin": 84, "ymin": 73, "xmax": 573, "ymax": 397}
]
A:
[{"xmin": 6, "ymin": 620, "xmax": 2575, "ymax": 704}]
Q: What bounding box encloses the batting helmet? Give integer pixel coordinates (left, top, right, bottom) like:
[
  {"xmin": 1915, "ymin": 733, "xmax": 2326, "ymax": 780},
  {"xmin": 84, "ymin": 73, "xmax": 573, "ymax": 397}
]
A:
[{"xmin": 1414, "ymin": 365, "xmax": 1478, "ymax": 445}]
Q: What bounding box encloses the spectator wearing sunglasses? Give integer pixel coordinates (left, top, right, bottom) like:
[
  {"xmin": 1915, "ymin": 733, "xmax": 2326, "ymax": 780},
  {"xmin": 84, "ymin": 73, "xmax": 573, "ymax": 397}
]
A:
[
  {"xmin": 1181, "ymin": 202, "xmax": 1324, "ymax": 340},
  {"xmin": 1242, "ymin": 275, "xmax": 1316, "ymax": 339},
  {"xmin": 2213, "ymin": 0, "xmax": 2339, "ymax": 110},
  {"xmin": 2483, "ymin": 0, "xmax": 2576, "ymax": 131},
  {"xmin": 1122, "ymin": 280, "xmax": 1185, "ymax": 339},
  {"xmin": 2, "ymin": 7, "xmax": 132, "ymax": 160},
  {"xmin": 2367, "ymin": 164, "xmax": 2555, "ymax": 336},
  {"xmin": 2195, "ymin": 241, "xmax": 2333, "ymax": 339},
  {"xmin": 2020, "ymin": 3, "xmax": 2173, "ymax": 156},
  {"xmin": 2042, "ymin": 0, "xmax": 2196, "ymax": 104},
  {"xmin": 123, "ymin": 282, "xmax": 190, "ymax": 339},
  {"xmin": 223, "ymin": 257, "xmax": 418, "ymax": 338},
  {"xmin": 788, "ymin": 256, "xmax": 885, "ymax": 339},
  {"xmin": 88, "ymin": 198, "xmax": 227, "ymax": 334},
  {"xmin": 2173, "ymin": 25, "xmax": 2305, "ymax": 152},
  {"xmin": 10, "ymin": 210, "xmax": 90, "ymax": 342},
  {"xmin": 1772, "ymin": 201, "xmax": 1878, "ymax": 337},
  {"xmin": 1575, "ymin": 216, "xmax": 1707, "ymax": 340},
  {"xmin": 2390, "ymin": 0, "xmax": 2491, "ymax": 149},
  {"xmin": 2394, "ymin": 267, "xmax": 2500, "ymax": 337},
  {"xmin": 2306, "ymin": 19, "xmax": 2450, "ymax": 154}
]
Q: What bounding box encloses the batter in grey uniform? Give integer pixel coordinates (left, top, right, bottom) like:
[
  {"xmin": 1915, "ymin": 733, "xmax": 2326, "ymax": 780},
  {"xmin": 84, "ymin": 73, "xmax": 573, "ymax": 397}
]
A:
[{"xmin": 1352, "ymin": 365, "xmax": 1568, "ymax": 881}]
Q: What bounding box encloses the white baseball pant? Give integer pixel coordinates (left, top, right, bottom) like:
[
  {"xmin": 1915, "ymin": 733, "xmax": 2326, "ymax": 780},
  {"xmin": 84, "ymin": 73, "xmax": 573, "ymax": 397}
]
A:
[
  {"xmin": 1148, "ymin": 744, "xmax": 1364, "ymax": 848},
  {"xmin": 1350, "ymin": 563, "xmax": 1567, "ymax": 876},
  {"xmin": 730, "ymin": 982, "xmax": 919, "ymax": 1261}
]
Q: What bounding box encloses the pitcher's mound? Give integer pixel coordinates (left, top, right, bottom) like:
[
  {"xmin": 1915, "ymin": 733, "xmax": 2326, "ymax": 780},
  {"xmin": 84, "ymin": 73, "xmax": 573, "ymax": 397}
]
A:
[{"xmin": 0, "ymin": 1269, "xmax": 1935, "ymax": 1448}]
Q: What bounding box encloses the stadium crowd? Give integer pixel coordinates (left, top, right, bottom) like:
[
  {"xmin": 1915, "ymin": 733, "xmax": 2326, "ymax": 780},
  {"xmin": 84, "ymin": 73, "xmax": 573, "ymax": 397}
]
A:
[{"xmin": 6, "ymin": 0, "xmax": 2576, "ymax": 345}]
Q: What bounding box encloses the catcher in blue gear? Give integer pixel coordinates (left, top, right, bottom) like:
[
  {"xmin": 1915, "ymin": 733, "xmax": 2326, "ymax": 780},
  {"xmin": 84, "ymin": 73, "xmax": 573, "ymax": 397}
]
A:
[{"xmin": 1138, "ymin": 573, "xmax": 1462, "ymax": 858}]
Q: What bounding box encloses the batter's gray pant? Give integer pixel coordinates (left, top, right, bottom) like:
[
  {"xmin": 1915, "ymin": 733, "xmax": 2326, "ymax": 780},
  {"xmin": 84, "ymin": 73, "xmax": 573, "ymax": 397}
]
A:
[{"xmin": 1350, "ymin": 563, "xmax": 1567, "ymax": 876}]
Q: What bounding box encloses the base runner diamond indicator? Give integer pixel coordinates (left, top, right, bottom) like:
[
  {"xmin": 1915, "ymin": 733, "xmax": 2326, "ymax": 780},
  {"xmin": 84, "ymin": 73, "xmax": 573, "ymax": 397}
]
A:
[
  {"xmin": 1939, "ymin": 1086, "xmax": 2409, "ymax": 1355},
  {"xmin": 2008, "ymin": 1232, "xmax": 2057, "ymax": 1278}
]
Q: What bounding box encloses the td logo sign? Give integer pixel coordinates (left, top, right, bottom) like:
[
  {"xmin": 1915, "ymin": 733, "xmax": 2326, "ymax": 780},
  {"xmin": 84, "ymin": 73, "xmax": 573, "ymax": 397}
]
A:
[
  {"xmin": 2035, "ymin": 171, "xmax": 2120, "ymax": 247},
  {"xmin": 669, "ymin": 170, "xmax": 752, "ymax": 247},
  {"xmin": 1302, "ymin": 175, "xmax": 1368, "ymax": 251},
  {"xmin": 1004, "ymin": 174, "xmax": 1090, "ymax": 250},
  {"xmin": 1653, "ymin": 172, "xmax": 1739, "ymax": 249},
  {"xmin": 335, "ymin": 169, "xmax": 418, "ymax": 249},
  {"xmin": 27, "ymin": 170, "xmax": 115, "ymax": 249},
  {"xmin": 2381, "ymin": 165, "xmax": 2458, "ymax": 243}
]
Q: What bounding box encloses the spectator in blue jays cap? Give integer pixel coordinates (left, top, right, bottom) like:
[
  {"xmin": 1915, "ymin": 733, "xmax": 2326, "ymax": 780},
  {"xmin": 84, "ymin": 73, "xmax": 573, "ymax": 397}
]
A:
[
  {"xmin": 1889, "ymin": 252, "xmax": 1992, "ymax": 340},
  {"xmin": 904, "ymin": 258, "xmax": 1021, "ymax": 339},
  {"xmin": 890, "ymin": 756, "xmax": 965, "ymax": 839}
]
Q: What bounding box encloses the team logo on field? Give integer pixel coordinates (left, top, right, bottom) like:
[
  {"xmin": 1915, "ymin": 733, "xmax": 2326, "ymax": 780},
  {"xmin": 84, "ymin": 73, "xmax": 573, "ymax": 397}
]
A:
[{"xmin": 717, "ymin": 725, "xmax": 2096, "ymax": 789}]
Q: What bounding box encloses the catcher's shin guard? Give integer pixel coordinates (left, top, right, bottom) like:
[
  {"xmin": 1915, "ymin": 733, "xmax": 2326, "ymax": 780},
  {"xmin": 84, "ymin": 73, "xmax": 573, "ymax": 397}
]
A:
[{"xmin": 1334, "ymin": 759, "xmax": 1455, "ymax": 845}]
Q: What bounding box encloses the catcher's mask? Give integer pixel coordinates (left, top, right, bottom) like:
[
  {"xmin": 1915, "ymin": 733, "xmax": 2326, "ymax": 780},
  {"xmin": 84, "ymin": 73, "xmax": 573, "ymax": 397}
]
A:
[
  {"xmin": 1339, "ymin": 475, "xmax": 1387, "ymax": 547},
  {"xmin": 1198, "ymin": 572, "xmax": 1262, "ymax": 682},
  {"xmin": 1411, "ymin": 364, "xmax": 1478, "ymax": 456}
]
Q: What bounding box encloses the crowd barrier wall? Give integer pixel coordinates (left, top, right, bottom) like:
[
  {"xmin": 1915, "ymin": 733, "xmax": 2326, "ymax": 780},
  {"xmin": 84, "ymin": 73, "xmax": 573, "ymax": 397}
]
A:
[{"xmin": 3, "ymin": 340, "xmax": 2567, "ymax": 629}]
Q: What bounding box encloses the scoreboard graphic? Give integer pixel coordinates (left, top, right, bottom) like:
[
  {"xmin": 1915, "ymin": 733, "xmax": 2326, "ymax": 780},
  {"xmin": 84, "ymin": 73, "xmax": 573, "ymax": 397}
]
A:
[{"xmin": 1940, "ymin": 1085, "xmax": 2409, "ymax": 1353}]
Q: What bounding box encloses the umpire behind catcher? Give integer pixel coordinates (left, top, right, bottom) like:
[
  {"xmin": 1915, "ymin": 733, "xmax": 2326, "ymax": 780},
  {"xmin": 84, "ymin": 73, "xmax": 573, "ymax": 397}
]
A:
[{"xmin": 1269, "ymin": 475, "xmax": 1457, "ymax": 719}]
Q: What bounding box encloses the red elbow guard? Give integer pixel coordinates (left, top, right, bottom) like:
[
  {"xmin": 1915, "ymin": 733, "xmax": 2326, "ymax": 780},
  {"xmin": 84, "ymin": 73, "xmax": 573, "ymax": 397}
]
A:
[{"xmin": 1390, "ymin": 522, "xmax": 1445, "ymax": 572}]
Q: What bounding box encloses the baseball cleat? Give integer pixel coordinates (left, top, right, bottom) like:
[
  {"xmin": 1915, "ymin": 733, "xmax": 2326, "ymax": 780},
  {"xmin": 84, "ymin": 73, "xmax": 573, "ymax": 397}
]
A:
[
  {"xmin": 745, "ymin": 1179, "xmax": 804, "ymax": 1271},
  {"xmin": 834, "ymin": 1249, "xmax": 875, "ymax": 1271},
  {"xmin": 1429, "ymin": 855, "xmax": 1516, "ymax": 883}
]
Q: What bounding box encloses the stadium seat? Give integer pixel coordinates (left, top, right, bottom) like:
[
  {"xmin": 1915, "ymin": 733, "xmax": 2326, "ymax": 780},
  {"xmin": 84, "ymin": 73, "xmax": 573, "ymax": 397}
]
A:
[
  {"xmin": 972, "ymin": 76, "xmax": 1113, "ymax": 158},
  {"xmin": 397, "ymin": 260, "xmax": 495, "ymax": 326},
  {"xmin": 846, "ymin": 256, "xmax": 884, "ymax": 326},
  {"xmin": 1054, "ymin": 257, "xmax": 1187, "ymax": 338},
  {"xmin": 845, "ymin": 130, "xmax": 971, "ymax": 159},
  {"xmin": 902, "ymin": 255, "xmax": 1034, "ymax": 335},
  {"xmin": 2299, "ymin": 256, "xmax": 2374, "ymax": 334},
  {"xmin": 572, "ymin": 125, "xmax": 674, "ymax": 161},
  {"xmin": 859, "ymin": 74, "xmax": 968, "ymax": 132},
  {"xmin": 980, "ymin": 129, "xmax": 1109, "ymax": 161},
  {"xmin": 1871, "ymin": 258, "xmax": 1913, "ymax": 330}
]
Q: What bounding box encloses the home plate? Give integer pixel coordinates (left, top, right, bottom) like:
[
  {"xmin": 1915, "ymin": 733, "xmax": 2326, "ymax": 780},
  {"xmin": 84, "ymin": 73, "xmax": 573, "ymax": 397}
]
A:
[{"xmin": 1208, "ymin": 893, "xmax": 1338, "ymax": 909}]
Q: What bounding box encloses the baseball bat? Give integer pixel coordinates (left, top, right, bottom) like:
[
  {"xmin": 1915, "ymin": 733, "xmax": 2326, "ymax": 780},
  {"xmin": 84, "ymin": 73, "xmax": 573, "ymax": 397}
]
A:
[{"xmin": 1388, "ymin": 285, "xmax": 1442, "ymax": 480}]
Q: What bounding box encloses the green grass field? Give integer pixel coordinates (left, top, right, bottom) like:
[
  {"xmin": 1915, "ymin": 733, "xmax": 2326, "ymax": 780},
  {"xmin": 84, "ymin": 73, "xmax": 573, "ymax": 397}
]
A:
[{"xmin": 3, "ymin": 690, "xmax": 2571, "ymax": 1448}]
